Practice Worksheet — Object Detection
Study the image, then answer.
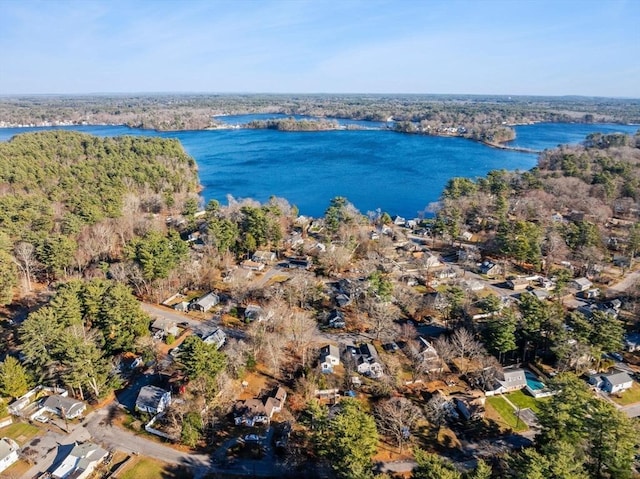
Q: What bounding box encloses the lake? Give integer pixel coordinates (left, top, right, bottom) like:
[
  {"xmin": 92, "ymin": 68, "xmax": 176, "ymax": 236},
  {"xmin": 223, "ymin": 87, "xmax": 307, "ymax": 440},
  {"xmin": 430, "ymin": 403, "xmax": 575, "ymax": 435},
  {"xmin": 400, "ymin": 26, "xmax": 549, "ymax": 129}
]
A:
[{"xmin": 0, "ymin": 122, "xmax": 637, "ymax": 218}]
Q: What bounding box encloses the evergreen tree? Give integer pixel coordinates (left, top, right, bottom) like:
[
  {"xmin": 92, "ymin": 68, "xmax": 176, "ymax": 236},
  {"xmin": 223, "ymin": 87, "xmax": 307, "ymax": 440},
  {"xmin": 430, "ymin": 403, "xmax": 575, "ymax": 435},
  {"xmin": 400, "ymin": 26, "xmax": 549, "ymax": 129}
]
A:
[
  {"xmin": 412, "ymin": 450, "xmax": 462, "ymax": 479},
  {"xmin": 0, "ymin": 356, "xmax": 30, "ymax": 399},
  {"xmin": 317, "ymin": 399, "xmax": 378, "ymax": 479}
]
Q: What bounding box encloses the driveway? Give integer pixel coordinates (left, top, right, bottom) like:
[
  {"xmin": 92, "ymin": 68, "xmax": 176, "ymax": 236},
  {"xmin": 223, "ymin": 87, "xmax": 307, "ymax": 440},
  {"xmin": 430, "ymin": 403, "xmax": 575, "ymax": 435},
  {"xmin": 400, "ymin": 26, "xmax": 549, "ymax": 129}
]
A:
[{"xmin": 141, "ymin": 303, "xmax": 219, "ymax": 338}]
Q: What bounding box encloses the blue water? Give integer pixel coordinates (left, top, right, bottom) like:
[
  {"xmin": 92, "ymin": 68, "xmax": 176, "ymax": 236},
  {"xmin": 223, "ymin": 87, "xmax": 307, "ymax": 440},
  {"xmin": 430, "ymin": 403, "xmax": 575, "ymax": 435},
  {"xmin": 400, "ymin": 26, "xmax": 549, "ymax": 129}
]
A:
[
  {"xmin": 507, "ymin": 122, "xmax": 639, "ymax": 151},
  {"xmin": 525, "ymin": 370, "xmax": 545, "ymax": 391},
  {"xmin": 0, "ymin": 122, "xmax": 636, "ymax": 218}
]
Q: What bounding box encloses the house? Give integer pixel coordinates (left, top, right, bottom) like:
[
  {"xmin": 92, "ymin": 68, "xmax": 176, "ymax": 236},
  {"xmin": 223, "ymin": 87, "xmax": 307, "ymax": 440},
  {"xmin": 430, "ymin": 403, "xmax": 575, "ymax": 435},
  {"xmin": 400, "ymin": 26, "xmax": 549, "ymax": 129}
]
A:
[
  {"xmin": 0, "ymin": 437, "xmax": 19, "ymax": 474},
  {"xmin": 485, "ymin": 368, "xmax": 527, "ymax": 396},
  {"xmin": 479, "ymin": 261, "xmax": 502, "ymax": 278},
  {"xmin": 234, "ymin": 387, "xmax": 287, "ymax": 426},
  {"xmin": 40, "ymin": 395, "xmax": 86, "ymax": 420},
  {"xmin": 327, "ymin": 310, "xmax": 346, "ymax": 329},
  {"xmin": 241, "ymin": 260, "xmax": 265, "ymax": 271},
  {"xmin": 421, "ymin": 253, "xmax": 442, "ymax": 269},
  {"xmin": 416, "ymin": 337, "xmax": 443, "ymax": 372},
  {"xmin": 453, "ymin": 394, "xmax": 485, "ymax": 420},
  {"xmin": 335, "ymin": 293, "xmax": 351, "ymax": 308},
  {"xmin": 529, "ymin": 289, "xmax": 550, "ymax": 301},
  {"xmin": 580, "ymin": 288, "xmax": 600, "ymax": 299},
  {"xmin": 538, "ymin": 277, "xmax": 555, "ymax": 290},
  {"xmin": 435, "ymin": 268, "xmax": 457, "ymax": 280},
  {"xmin": 624, "ymin": 333, "xmax": 640, "ymax": 352},
  {"xmin": 572, "ymin": 277, "xmax": 593, "ymax": 292},
  {"xmin": 287, "ymin": 256, "xmax": 311, "ymax": 269},
  {"xmin": 461, "ymin": 231, "xmax": 474, "ymax": 242},
  {"xmin": 507, "ymin": 277, "xmax": 529, "ymax": 291},
  {"xmin": 173, "ymin": 301, "xmax": 190, "ymax": 312},
  {"xmin": 202, "ymin": 328, "xmax": 226, "ymax": 350},
  {"xmin": 601, "ymin": 372, "xmax": 633, "ymax": 394},
  {"xmin": 51, "ymin": 441, "xmax": 108, "ymax": 479},
  {"xmin": 244, "ymin": 304, "xmax": 266, "ymax": 322},
  {"xmin": 135, "ymin": 385, "xmax": 171, "ymax": 414},
  {"xmin": 319, "ymin": 344, "xmax": 340, "ymax": 373},
  {"xmin": 353, "ymin": 343, "xmax": 384, "ymax": 379},
  {"xmin": 252, "ymin": 250, "xmax": 276, "ymax": 263},
  {"xmin": 392, "ymin": 215, "xmax": 406, "ymax": 226},
  {"xmin": 190, "ymin": 292, "xmax": 220, "ymax": 312},
  {"xmin": 151, "ymin": 318, "xmax": 180, "ymax": 338}
]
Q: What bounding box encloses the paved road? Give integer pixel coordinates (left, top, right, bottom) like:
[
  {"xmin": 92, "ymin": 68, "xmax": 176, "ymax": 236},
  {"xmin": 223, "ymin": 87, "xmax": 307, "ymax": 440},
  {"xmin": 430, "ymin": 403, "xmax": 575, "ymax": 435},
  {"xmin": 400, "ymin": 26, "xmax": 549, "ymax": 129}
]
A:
[{"xmin": 606, "ymin": 269, "xmax": 640, "ymax": 296}]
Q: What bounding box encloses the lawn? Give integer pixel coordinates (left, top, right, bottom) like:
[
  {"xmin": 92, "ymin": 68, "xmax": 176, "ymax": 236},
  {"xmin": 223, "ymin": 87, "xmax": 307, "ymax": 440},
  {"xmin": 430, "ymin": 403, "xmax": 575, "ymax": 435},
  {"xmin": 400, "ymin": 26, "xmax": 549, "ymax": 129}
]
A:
[
  {"xmin": 120, "ymin": 457, "xmax": 193, "ymax": 479},
  {"xmin": 485, "ymin": 396, "xmax": 528, "ymax": 432},
  {"xmin": 612, "ymin": 382, "xmax": 640, "ymax": 406},
  {"xmin": 0, "ymin": 421, "xmax": 41, "ymax": 444},
  {"xmin": 507, "ymin": 389, "xmax": 546, "ymax": 413}
]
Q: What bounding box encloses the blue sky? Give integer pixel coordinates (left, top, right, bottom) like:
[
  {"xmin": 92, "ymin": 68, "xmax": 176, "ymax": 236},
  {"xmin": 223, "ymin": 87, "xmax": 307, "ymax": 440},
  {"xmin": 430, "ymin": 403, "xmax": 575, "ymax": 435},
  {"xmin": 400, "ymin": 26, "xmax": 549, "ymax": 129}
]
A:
[{"xmin": 0, "ymin": 0, "xmax": 638, "ymax": 97}]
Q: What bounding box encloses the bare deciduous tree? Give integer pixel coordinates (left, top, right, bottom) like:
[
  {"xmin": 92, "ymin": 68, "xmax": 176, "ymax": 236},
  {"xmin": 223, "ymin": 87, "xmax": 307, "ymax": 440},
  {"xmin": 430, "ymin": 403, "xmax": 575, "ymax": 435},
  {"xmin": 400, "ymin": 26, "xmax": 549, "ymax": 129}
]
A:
[
  {"xmin": 424, "ymin": 393, "xmax": 451, "ymax": 436},
  {"xmin": 374, "ymin": 397, "xmax": 424, "ymax": 451},
  {"xmin": 364, "ymin": 299, "xmax": 400, "ymax": 341},
  {"xmin": 13, "ymin": 242, "xmax": 37, "ymax": 292}
]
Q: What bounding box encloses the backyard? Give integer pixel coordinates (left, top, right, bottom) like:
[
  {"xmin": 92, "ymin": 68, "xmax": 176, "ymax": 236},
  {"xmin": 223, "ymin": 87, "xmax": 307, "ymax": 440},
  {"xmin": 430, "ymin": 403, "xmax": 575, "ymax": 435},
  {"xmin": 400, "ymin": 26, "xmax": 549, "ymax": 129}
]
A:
[
  {"xmin": 611, "ymin": 382, "xmax": 640, "ymax": 406},
  {"xmin": 485, "ymin": 396, "xmax": 528, "ymax": 432},
  {"xmin": 120, "ymin": 456, "xmax": 193, "ymax": 479},
  {"xmin": 0, "ymin": 420, "xmax": 40, "ymax": 444}
]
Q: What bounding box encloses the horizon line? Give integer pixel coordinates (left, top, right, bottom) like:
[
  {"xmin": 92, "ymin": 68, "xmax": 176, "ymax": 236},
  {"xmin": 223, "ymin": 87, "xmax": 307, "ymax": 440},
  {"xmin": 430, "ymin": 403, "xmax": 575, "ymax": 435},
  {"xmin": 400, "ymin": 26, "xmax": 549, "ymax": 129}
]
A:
[{"xmin": 1, "ymin": 91, "xmax": 639, "ymax": 101}]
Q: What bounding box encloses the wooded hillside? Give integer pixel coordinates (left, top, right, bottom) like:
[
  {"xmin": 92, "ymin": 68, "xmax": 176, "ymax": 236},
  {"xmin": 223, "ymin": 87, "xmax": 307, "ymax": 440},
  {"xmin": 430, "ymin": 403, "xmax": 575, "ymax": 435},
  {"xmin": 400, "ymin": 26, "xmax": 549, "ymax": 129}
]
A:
[
  {"xmin": 0, "ymin": 131, "xmax": 200, "ymax": 298},
  {"xmin": 437, "ymin": 131, "xmax": 640, "ymax": 273}
]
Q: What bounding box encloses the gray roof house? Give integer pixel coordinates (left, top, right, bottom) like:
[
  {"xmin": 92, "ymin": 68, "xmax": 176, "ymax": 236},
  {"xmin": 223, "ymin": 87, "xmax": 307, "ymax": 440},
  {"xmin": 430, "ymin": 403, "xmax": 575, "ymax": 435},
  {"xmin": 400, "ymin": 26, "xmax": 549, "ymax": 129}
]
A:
[
  {"xmin": 40, "ymin": 395, "xmax": 86, "ymax": 419},
  {"xmin": 202, "ymin": 328, "xmax": 226, "ymax": 350},
  {"xmin": 486, "ymin": 368, "xmax": 527, "ymax": 396},
  {"xmin": 479, "ymin": 261, "xmax": 502, "ymax": 278},
  {"xmin": 151, "ymin": 317, "xmax": 180, "ymax": 338},
  {"xmin": 234, "ymin": 387, "xmax": 287, "ymax": 427},
  {"xmin": 190, "ymin": 292, "xmax": 220, "ymax": 312},
  {"xmin": 572, "ymin": 277, "xmax": 593, "ymax": 292},
  {"xmin": 601, "ymin": 371, "xmax": 633, "ymax": 394},
  {"xmin": 135, "ymin": 385, "xmax": 171, "ymax": 415},
  {"xmin": 51, "ymin": 441, "xmax": 108, "ymax": 479},
  {"xmin": 353, "ymin": 343, "xmax": 384, "ymax": 379},
  {"xmin": 252, "ymin": 250, "xmax": 276, "ymax": 263},
  {"xmin": 327, "ymin": 310, "xmax": 346, "ymax": 329}
]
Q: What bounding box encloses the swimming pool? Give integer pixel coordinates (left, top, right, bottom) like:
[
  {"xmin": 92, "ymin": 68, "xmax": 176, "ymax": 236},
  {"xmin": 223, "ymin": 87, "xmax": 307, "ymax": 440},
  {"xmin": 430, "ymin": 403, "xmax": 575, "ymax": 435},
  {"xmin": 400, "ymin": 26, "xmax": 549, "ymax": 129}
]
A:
[{"xmin": 525, "ymin": 370, "xmax": 545, "ymax": 391}]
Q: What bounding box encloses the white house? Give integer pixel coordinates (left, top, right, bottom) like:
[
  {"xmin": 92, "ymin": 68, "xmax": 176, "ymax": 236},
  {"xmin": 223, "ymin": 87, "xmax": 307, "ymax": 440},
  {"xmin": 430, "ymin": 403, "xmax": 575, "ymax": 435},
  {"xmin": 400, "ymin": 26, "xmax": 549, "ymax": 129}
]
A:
[
  {"xmin": 571, "ymin": 277, "xmax": 593, "ymax": 292},
  {"xmin": 0, "ymin": 437, "xmax": 19, "ymax": 474},
  {"xmin": 135, "ymin": 385, "xmax": 171, "ymax": 414},
  {"xmin": 485, "ymin": 368, "xmax": 527, "ymax": 396},
  {"xmin": 319, "ymin": 344, "xmax": 340, "ymax": 373},
  {"xmin": 51, "ymin": 442, "xmax": 108, "ymax": 479},
  {"xmin": 601, "ymin": 371, "xmax": 633, "ymax": 394},
  {"xmin": 353, "ymin": 343, "xmax": 384, "ymax": 379},
  {"xmin": 252, "ymin": 250, "xmax": 276, "ymax": 263},
  {"xmin": 39, "ymin": 395, "xmax": 86, "ymax": 420}
]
